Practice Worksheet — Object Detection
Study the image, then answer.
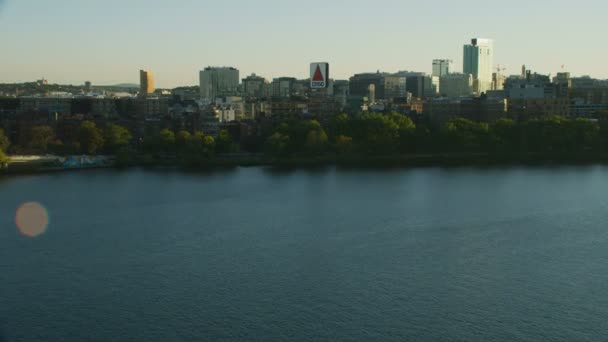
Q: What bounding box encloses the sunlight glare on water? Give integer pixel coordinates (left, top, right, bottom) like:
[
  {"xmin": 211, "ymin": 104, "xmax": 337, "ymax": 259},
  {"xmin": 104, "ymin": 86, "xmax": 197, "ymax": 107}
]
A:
[{"xmin": 15, "ymin": 202, "xmax": 49, "ymax": 238}]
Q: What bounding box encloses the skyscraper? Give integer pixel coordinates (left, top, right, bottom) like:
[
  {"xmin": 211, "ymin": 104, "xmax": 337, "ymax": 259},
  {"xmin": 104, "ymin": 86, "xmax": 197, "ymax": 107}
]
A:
[
  {"xmin": 139, "ymin": 69, "xmax": 154, "ymax": 96},
  {"xmin": 199, "ymin": 67, "xmax": 239, "ymax": 100},
  {"xmin": 463, "ymin": 38, "xmax": 494, "ymax": 94},
  {"xmin": 432, "ymin": 59, "xmax": 453, "ymax": 78}
]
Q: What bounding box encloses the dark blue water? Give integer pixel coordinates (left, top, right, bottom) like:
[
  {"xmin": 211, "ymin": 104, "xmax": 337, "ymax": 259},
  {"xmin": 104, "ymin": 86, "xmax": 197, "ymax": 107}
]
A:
[{"xmin": 1, "ymin": 167, "xmax": 608, "ymax": 341}]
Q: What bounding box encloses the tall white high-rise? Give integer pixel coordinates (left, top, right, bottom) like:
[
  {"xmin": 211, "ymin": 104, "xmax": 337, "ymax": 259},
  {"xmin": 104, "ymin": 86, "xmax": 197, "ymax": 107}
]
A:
[
  {"xmin": 432, "ymin": 59, "xmax": 453, "ymax": 78},
  {"xmin": 199, "ymin": 67, "xmax": 239, "ymax": 100},
  {"xmin": 463, "ymin": 38, "xmax": 494, "ymax": 94}
]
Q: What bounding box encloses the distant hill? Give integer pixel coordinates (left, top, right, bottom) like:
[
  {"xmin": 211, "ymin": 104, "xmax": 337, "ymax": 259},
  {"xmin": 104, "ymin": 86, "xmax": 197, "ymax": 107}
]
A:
[
  {"xmin": 103, "ymin": 83, "xmax": 139, "ymax": 89},
  {"xmin": 109, "ymin": 83, "xmax": 139, "ymax": 88}
]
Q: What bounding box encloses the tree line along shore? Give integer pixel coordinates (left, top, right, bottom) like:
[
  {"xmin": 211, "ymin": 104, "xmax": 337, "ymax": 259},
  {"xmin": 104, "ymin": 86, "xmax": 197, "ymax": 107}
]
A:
[{"xmin": 3, "ymin": 112, "xmax": 608, "ymax": 173}]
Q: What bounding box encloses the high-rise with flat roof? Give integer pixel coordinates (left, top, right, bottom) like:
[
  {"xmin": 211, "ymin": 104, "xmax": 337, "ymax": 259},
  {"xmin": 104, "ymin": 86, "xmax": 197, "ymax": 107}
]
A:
[
  {"xmin": 272, "ymin": 77, "xmax": 297, "ymax": 98},
  {"xmin": 400, "ymin": 73, "xmax": 438, "ymax": 99},
  {"xmin": 432, "ymin": 59, "xmax": 453, "ymax": 78},
  {"xmin": 139, "ymin": 70, "xmax": 154, "ymax": 96},
  {"xmin": 349, "ymin": 73, "xmax": 385, "ymax": 99},
  {"xmin": 199, "ymin": 67, "xmax": 240, "ymax": 101},
  {"xmin": 463, "ymin": 38, "xmax": 494, "ymax": 94},
  {"xmin": 349, "ymin": 72, "xmax": 406, "ymax": 101},
  {"xmin": 242, "ymin": 74, "xmax": 268, "ymax": 98},
  {"xmin": 383, "ymin": 75, "xmax": 407, "ymax": 100},
  {"xmin": 440, "ymin": 73, "xmax": 473, "ymax": 98}
]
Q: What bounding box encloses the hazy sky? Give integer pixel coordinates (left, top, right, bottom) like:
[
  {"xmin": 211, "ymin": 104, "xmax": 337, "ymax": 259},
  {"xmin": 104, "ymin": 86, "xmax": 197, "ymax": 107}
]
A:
[{"xmin": 0, "ymin": 0, "xmax": 606, "ymax": 87}]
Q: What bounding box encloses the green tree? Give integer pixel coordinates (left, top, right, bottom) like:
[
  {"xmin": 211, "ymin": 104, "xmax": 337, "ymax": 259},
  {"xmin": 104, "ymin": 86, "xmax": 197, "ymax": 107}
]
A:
[
  {"xmin": 179, "ymin": 131, "xmax": 215, "ymax": 163},
  {"xmin": 176, "ymin": 130, "xmax": 192, "ymax": 150},
  {"xmin": 276, "ymin": 122, "xmax": 291, "ymax": 136},
  {"xmin": 104, "ymin": 124, "xmax": 132, "ymax": 153},
  {"xmin": 388, "ymin": 112, "xmax": 416, "ymax": 130},
  {"xmin": 0, "ymin": 128, "xmax": 10, "ymax": 153},
  {"xmin": 335, "ymin": 135, "xmax": 353, "ymax": 154},
  {"xmin": 48, "ymin": 139, "xmax": 67, "ymax": 155},
  {"xmin": 387, "ymin": 112, "xmax": 416, "ymax": 153},
  {"xmin": 265, "ymin": 133, "xmax": 290, "ymax": 158},
  {"xmin": 572, "ymin": 118, "xmax": 599, "ymax": 152},
  {"xmin": 539, "ymin": 116, "xmax": 570, "ymax": 152},
  {"xmin": 520, "ymin": 119, "xmax": 543, "ymax": 153},
  {"xmin": 275, "ymin": 119, "xmax": 326, "ymax": 153},
  {"xmin": 186, "ymin": 131, "xmax": 204, "ymax": 151},
  {"xmin": 328, "ymin": 113, "xmax": 352, "ymax": 138},
  {"xmin": 408, "ymin": 123, "xmax": 434, "ymax": 153},
  {"xmin": 79, "ymin": 121, "xmax": 105, "ymax": 154},
  {"xmin": 71, "ymin": 142, "xmax": 82, "ymax": 154},
  {"xmin": 28, "ymin": 126, "xmax": 55, "ymax": 153},
  {"xmin": 352, "ymin": 113, "xmax": 400, "ymax": 155},
  {"xmin": 441, "ymin": 118, "xmax": 488, "ymax": 152},
  {"xmin": 305, "ymin": 120, "xmax": 329, "ymax": 153},
  {"xmin": 159, "ymin": 128, "xmax": 176, "ymax": 152},
  {"xmin": 0, "ymin": 149, "xmax": 7, "ymax": 171},
  {"xmin": 306, "ymin": 128, "xmax": 329, "ymax": 146},
  {"xmin": 598, "ymin": 118, "xmax": 608, "ymax": 152},
  {"xmin": 202, "ymin": 135, "xmax": 215, "ymax": 157},
  {"xmin": 489, "ymin": 118, "xmax": 518, "ymax": 153},
  {"xmin": 216, "ymin": 130, "xmax": 237, "ymax": 153}
]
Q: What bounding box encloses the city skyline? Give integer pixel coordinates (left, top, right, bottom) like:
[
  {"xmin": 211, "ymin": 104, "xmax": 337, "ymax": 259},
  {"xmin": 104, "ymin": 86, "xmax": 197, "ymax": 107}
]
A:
[{"xmin": 1, "ymin": 0, "xmax": 607, "ymax": 87}]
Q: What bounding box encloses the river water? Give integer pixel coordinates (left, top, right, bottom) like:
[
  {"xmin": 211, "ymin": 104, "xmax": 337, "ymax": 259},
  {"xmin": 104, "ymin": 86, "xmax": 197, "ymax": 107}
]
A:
[{"xmin": 1, "ymin": 167, "xmax": 608, "ymax": 341}]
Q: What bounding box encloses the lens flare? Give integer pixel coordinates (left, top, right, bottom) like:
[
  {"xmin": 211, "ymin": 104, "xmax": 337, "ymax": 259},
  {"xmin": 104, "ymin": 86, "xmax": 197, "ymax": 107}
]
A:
[{"xmin": 15, "ymin": 202, "xmax": 49, "ymax": 238}]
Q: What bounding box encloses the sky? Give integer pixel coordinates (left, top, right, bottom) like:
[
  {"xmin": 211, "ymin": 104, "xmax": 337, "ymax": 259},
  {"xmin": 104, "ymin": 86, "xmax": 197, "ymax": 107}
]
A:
[{"xmin": 0, "ymin": 0, "xmax": 606, "ymax": 88}]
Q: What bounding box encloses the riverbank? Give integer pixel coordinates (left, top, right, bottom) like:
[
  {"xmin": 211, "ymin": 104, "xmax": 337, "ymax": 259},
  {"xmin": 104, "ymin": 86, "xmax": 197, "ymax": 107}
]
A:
[
  {"xmin": 5, "ymin": 152, "xmax": 608, "ymax": 176},
  {"xmin": 3, "ymin": 155, "xmax": 114, "ymax": 175},
  {"xmin": 140, "ymin": 152, "xmax": 608, "ymax": 168}
]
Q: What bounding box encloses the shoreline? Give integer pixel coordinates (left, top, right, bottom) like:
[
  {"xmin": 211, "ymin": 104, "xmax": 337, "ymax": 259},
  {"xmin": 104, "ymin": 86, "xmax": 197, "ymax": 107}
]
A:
[{"xmin": 5, "ymin": 152, "xmax": 608, "ymax": 176}]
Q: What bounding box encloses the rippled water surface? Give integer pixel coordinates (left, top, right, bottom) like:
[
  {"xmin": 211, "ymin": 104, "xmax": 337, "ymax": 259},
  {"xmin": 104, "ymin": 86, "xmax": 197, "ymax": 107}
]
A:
[{"xmin": 1, "ymin": 167, "xmax": 608, "ymax": 341}]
